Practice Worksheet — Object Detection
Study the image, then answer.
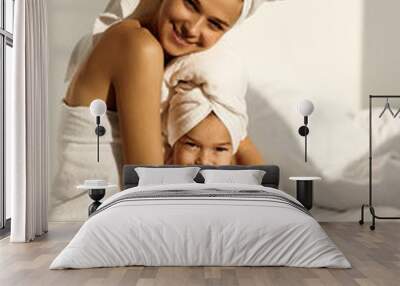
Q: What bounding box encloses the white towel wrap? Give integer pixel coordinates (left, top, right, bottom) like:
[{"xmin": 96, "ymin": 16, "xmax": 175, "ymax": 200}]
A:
[
  {"xmin": 50, "ymin": 102, "xmax": 122, "ymax": 221},
  {"xmin": 161, "ymin": 42, "xmax": 248, "ymax": 153}
]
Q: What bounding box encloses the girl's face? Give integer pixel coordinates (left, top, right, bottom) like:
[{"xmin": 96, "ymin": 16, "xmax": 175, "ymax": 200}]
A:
[
  {"xmin": 155, "ymin": 0, "xmax": 243, "ymax": 57},
  {"xmin": 171, "ymin": 113, "xmax": 234, "ymax": 165}
]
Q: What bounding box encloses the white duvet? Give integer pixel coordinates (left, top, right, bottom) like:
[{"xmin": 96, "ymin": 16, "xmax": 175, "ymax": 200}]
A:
[{"xmin": 50, "ymin": 183, "xmax": 351, "ymax": 269}]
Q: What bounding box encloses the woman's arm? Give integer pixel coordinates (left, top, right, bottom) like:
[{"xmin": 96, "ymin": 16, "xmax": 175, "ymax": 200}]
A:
[
  {"xmin": 234, "ymin": 136, "xmax": 265, "ymax": 165},
  {"xmin": 110, "ymin": 21, "xmax": 165, "ymax": 165},
  {"xmin": 66, "ymin": 20, "xmax": 165, "ymax": 165}
]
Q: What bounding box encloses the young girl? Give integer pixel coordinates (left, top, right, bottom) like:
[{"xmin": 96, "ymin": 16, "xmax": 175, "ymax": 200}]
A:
[{"xmin": 165, "ymin": 112, "xmax": 265, "ymax": 165}]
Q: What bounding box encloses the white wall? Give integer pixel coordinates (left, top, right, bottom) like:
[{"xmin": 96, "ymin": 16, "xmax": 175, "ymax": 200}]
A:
[
  {"xmin": 230, "ymin": 0, "xmax": 363, "ymax": 111},
  {"xmin": 46, "ymin": 0, "xmax": 400, "ymax": 207},
  {"xmin": 227, "ymin": 0, "xmax": 364, "ymax": 174},
  {"xmin": 362, "ymin": 0, "xmax": 400, "ymax": 108},
  {"xmin": 46, "ymin": 0, "xmax": 365, "ymax": 196}
]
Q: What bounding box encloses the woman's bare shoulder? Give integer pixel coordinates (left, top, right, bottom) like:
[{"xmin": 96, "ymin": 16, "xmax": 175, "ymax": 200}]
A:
[{"xmin": 98, "ymin": 19, "xmax": 163, "ymax": 58}]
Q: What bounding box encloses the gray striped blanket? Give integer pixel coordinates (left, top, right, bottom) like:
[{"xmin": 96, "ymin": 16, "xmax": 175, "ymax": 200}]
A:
[{"xmin": 91, "ymin": 189, "xmax": 310, "ymax": 217}]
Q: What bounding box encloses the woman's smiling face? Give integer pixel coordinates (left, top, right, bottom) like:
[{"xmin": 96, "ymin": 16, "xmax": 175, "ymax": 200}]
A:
[{"xmin": 155, "ymin": 0, "xmax": 243, "ymax": 57}]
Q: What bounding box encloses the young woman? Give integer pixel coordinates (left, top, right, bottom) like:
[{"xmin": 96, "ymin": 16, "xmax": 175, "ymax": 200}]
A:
[{"xmin": 63, "ymin": 0, "xmax": 262, "ymax": 165}]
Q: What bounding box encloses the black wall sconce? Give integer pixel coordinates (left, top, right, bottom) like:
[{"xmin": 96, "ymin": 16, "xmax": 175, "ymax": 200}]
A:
[
  {"xmin": 90, "ymin": 99, "xmax": 107, "ymax": 162},
  {"xmin": 297, "ymin": 99, "xmax": 314, "ymax": 162}
]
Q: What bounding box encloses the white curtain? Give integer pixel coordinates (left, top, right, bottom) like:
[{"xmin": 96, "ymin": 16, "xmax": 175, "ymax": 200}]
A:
[{"xmin": 9, "ymin": 0, "xmax": 49, "ymax": 242}]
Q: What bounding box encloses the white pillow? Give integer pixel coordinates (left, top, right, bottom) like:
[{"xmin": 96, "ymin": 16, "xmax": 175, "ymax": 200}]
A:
[
  {"xmin": 200, "ymin": 169, "xmax": 266, "ymax": 185},
  {"xmin": 135, "ymin": 167, "xmax": 200, "ymax": 186}
]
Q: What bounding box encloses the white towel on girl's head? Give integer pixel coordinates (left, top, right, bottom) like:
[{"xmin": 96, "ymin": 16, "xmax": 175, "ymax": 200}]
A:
[{"xmin": 161, "ymin": 42, "xmax": 248, "ymax": 153}]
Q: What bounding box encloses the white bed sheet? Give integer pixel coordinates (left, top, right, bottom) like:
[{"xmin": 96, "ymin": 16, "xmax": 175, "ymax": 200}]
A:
[{"xmin": 50, "ymin": 183, "xmax": 350, "ymax": 269}]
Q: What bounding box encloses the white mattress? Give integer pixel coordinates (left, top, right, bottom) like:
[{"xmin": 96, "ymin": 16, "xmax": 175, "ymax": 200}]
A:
[{"xmin": 50, "ymin": 183, "xmax": 350, "ymax": 269}]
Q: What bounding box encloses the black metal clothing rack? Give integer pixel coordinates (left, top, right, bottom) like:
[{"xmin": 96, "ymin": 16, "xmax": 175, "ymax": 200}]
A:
[{"xmin": 359, "ymin": 95, "xmax": 400, "ymax": 230}]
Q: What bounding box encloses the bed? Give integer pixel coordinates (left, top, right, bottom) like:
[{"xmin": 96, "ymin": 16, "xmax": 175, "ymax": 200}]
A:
[{"xmin": 50, "ymin": 165, "xmax": 350, "ymax": 269}]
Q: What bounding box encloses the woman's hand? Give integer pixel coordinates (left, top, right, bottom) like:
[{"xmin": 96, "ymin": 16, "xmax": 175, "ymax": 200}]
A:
[{"xmin": 234, "ymin": 136, "xmax": 265, "ymax": 165}]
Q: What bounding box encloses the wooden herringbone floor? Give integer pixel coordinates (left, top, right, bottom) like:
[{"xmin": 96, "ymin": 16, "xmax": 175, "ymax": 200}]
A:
[{"xmin": 0, "ymin": 222, "xmax": 399, "ymax": 286}]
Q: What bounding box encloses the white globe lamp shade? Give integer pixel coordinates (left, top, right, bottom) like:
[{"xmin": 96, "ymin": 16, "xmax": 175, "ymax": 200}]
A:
[
  {"xmin": 90, "ymin": 99, "xmax": 107, "ymax": 117},
  {"xmin": 298, "ymin": 100, "xmax": 314, "ymax": 116}
]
